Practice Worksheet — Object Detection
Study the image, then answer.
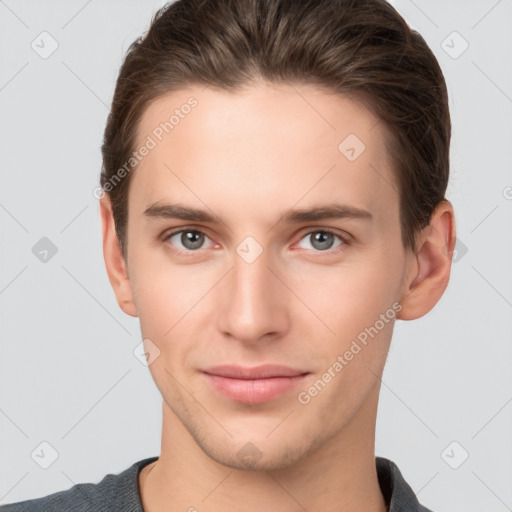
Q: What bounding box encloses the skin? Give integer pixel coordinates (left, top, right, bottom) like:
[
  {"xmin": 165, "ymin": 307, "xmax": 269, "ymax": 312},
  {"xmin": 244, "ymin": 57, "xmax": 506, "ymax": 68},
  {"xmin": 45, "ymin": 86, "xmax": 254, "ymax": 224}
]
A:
[{"xmin": 100, "ymin": 81, "xmax": 456, "ymax": 512}]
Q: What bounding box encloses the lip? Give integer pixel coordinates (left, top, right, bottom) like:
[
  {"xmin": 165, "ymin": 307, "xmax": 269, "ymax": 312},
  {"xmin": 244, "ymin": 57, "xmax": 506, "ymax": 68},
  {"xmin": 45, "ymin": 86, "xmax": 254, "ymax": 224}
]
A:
[{"xmin": 202, "ymin": 365, "xmax": 309, "ymax": 404}]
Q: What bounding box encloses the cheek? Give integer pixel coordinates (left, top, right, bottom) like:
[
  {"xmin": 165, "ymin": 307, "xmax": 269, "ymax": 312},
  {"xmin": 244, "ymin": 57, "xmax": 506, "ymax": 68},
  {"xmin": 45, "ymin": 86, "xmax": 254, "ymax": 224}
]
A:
[
  {"xmin": 132, "ymin": 271, "xmax": 194, "ymax": 339},
  {"xmin": 129, "ymin": 266, "xmax": 195, "ymax": 392},
  {"xmin": 128, "ymin": 253, "xmax": 226, "ymax": 372},
  {"xmin": 297, "ymin": 256, "xmax": 402, "ymax": 336},
  {"xmin": 288, "ymin": 251, "xmax": 404, "ymax": 384},
  {"xmin": 294, "ymin": 264, "xmax": 400, "ymax": 417},
  {"xmin": 128, "ymin": 241, "xmax": 200, "ymax": 320}
]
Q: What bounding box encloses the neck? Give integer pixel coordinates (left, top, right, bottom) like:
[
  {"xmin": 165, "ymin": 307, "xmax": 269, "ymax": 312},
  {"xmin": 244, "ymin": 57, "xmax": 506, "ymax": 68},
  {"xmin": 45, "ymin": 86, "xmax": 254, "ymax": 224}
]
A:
[{"xmin": 139, "ymin": 389, "xmax": 387, "ymax": 512}]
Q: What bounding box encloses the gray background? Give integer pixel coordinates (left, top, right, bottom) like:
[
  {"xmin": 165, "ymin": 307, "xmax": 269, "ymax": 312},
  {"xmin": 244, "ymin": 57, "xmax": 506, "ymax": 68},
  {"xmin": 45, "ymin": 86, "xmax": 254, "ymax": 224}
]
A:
[{"xmin": 1, "ymin": 1, "xmax": 511, "ymax": 510}]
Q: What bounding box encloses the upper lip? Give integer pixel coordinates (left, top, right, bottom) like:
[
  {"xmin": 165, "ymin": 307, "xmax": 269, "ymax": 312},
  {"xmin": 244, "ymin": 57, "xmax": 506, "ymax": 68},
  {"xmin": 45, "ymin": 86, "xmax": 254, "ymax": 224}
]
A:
[{"xmin": 202, "ymin": 365, "xmax": 308, "ymax": 380}]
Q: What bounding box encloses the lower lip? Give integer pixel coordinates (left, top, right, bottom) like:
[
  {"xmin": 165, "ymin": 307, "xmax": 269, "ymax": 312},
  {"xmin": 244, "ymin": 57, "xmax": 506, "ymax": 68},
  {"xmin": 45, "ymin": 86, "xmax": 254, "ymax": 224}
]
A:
[{"xmin": 203, "ymin": 373, "xmax": 308, "ymax": 404}]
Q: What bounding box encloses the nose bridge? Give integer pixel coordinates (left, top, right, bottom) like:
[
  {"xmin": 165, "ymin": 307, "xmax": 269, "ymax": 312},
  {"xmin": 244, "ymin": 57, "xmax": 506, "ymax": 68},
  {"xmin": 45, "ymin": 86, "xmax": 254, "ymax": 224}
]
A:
[{"xmin": 217, "ymin": 237, "xmax": 287, "ymax": 342}]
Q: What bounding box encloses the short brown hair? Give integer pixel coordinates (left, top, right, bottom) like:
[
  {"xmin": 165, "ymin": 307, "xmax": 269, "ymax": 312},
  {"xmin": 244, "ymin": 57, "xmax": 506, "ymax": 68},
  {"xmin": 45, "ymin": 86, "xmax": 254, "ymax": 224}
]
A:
[{"xmin": 100, "ymin": 0, "xmax": 451, "ymax": 257}]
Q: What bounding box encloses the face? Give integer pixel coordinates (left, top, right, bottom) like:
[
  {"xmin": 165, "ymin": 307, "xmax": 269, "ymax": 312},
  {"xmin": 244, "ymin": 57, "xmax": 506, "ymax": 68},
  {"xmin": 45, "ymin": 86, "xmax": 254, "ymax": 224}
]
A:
[{"xmin": 118, "ymin": 82, "xmax": 412, "ymax": 470}]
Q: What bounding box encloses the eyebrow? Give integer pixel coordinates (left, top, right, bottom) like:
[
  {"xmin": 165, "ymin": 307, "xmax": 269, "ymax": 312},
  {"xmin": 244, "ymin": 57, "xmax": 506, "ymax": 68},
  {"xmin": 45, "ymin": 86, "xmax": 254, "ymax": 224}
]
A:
[{"xmin": 143, "ymin": 202, "xmax": 373, "ymax": 224}]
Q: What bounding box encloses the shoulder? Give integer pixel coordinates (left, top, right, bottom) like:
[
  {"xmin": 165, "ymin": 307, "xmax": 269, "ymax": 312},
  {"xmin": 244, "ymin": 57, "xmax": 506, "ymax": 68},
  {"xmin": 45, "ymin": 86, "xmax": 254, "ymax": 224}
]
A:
[
  {"xmin": 376, "ymin": 456, "xmax": 437, "ymax": 512},
  {"xmin": 0, "ymin": 457, "xmax": 158, "ymax": 512}
]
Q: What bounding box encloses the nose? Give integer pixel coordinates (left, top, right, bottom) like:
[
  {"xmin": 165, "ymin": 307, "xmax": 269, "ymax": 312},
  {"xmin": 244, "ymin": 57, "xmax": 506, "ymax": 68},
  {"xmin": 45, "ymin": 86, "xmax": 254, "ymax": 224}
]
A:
[{"xmin": 216, "ymin": 244, "xmax": 290, "ymax": 345}]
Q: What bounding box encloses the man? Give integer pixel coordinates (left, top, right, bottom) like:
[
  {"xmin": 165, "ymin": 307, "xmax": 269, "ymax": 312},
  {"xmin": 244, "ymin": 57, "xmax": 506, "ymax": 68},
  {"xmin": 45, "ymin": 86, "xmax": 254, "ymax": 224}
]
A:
[{"xmin": 1, "ymin": 0, "xmax": 455, "ymax": 510}]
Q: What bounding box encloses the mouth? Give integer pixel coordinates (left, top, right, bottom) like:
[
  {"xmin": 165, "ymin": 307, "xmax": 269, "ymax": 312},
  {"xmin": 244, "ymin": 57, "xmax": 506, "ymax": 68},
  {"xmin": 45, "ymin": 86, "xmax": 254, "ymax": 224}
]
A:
[{"xmin": 201, "ymin": 364, "xmax": 310, "ymax": 404}]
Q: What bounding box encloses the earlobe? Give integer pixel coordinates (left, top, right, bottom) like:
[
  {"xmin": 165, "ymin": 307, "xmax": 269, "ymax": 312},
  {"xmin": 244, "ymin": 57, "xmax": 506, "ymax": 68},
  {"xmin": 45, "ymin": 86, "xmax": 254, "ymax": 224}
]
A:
[
  {"xmin": 99, "ymin": 196, "xmax": 138, "ymax": 318},
  {"xmin": 397, "ymin": 200, "xmax": 456, "ymax": 320}
]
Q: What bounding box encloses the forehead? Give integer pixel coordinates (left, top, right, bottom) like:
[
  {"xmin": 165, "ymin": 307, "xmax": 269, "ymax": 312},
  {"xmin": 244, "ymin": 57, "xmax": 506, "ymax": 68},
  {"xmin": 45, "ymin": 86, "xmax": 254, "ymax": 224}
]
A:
[
  {"xmin": 129, "ymin": 82, "xmax": 398, "ymax": 225},
  {"xmin": 136, "ymin": 82, "xmax": 387, "ymax": 150}
]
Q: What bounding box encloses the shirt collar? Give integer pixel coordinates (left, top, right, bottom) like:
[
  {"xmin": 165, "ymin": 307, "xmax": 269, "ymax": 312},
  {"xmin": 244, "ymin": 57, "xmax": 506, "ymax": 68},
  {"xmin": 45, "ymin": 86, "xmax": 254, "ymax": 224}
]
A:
[{"xmin": 376, "ymin": 456, "xmax": 434, "ymax": 512}]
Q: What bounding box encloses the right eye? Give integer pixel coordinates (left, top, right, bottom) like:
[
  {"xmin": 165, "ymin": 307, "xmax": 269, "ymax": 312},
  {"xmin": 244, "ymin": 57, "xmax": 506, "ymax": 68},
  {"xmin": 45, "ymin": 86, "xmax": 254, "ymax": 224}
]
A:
[{"xmin": 164, "ymin": 229, "xmax": 216, "ymax": 253}]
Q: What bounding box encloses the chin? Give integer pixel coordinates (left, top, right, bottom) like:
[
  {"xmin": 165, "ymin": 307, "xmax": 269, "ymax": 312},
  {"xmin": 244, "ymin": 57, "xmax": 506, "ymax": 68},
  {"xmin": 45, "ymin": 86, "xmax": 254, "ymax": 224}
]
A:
[
  {"xmin": 204, "ymin": 441, "xmax": 305, "ymax": 471},
  {"xmin": 189, "ymin": 424, "xmax": 330, "ymax": 472}
]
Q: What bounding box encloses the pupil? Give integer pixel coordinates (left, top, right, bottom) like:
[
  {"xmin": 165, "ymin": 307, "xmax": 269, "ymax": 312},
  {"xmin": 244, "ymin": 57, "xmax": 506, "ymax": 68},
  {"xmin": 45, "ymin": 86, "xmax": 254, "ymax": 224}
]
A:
[
  {"xmin": 183, "ymin": 231, "xmax": 203, "ymax": 249},
  {"xmin": 313, "ymin": 231, "xmax": 333, "ymax": 250}
]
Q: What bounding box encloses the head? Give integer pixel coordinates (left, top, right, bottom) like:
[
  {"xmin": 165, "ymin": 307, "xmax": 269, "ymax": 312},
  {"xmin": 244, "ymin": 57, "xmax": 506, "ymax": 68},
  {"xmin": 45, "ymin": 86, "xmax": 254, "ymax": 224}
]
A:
[{"xmin": 100, "ymin": 0, "xmax": 455, "ymax": 470}]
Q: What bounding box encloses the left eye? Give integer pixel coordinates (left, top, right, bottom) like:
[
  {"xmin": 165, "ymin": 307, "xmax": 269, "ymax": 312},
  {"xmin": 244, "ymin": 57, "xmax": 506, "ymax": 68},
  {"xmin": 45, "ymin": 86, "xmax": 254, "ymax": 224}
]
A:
[{"xmin": 296, "ymin": 230, "xmax": 345, "ymax": 251}]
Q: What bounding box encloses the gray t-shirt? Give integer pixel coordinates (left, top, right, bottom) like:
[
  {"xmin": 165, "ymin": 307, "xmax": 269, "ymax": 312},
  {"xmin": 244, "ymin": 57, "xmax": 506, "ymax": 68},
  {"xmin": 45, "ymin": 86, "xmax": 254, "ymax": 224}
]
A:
[{"xmin": 0, "ymin": 456, "xmax": 435, "ymax": 511}]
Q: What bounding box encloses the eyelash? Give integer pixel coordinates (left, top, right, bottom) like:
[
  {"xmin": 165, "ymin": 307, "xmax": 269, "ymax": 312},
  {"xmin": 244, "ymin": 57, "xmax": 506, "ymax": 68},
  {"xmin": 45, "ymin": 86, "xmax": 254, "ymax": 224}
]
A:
[{"xmin": 162, "ymin": 227, "xmax": 351, "ymax": 255}]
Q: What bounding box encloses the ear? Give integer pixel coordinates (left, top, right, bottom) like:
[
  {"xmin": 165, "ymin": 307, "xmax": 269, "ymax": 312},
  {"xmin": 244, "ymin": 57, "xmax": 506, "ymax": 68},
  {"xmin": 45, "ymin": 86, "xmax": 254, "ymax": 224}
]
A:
[
  {"xmin": 397, "ymin": 200, "xmax": 456, "ymax": 320},
  {"xmin": 99, "ymin": 195, "xmax": 138, "ymax": 317}
]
